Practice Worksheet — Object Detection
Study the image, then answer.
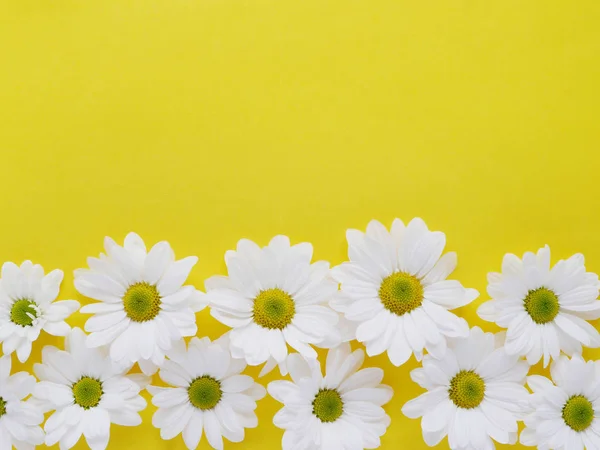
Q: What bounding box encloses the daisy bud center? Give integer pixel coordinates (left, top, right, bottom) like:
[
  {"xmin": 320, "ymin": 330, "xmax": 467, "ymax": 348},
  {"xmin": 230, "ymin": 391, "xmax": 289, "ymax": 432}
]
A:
[
  {"xmin": 73, "ymin": 377, "xmax": 103, "ymax": 409},
  {"xmin": 312, "ymin": 389, "xmax": 344, "ymax": 423},
  {"xmin": 0, "ymin": 397, "xmax": 6, "ymax": 417},
  {"xmin": 524, "ymin": 287, "xmax": 559, "ymax": 324},
  {"xmin": 10, "ymin": 299, "xmax": 39, "ymax": 327},
  {"xmin": 123, "ymin": 282, "xmax": 162, "ymax": 322},
  {"xmin": 188, "ymin": 376, "xmax": 222, "ymax": 410},
  {"xmin": 449, "ymin": 370, "xmax": 485, "ymax": 409},
  {"xmin": 379, "ymin": 272, "xmax": 424, "ymax": 316},
  {"xmin": 252, "ymin": 288, "xmax": 296, "ymax": 330},
  {"xmin": 562, "ymin": 395, "xmax": 594, "ymax": 432}
]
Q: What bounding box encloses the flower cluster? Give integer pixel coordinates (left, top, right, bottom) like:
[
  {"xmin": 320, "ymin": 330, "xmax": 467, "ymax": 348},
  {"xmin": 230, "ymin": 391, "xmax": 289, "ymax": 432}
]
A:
[{"xmin": 1, "ymin": 219, "xmax": 600, "ymax": 449}]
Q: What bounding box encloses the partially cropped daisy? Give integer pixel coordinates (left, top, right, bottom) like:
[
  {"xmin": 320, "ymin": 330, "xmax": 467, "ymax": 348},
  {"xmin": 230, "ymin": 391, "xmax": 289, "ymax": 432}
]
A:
[
  {"xmin": 268, "ymin": 343, "xmax": 393, "ymax": 449},
  {"xmin": 206, "ymin": 236, "xmax": 341, "ymax": 369},
  {"xmin": 76, "ymin": 232, "xmax": 207, "ymax": 375},
  {"xmin": 31, "ymin": 328, "xmax": 147, "ymax": 450},
  {"xmin": 0, "ymin": 261, "xmax": 79, "ymax": 362},
  {"xmin": 402, "ymin": 327, "xmax": 529, "ymax": 449},
  {"xmin": 0, "ymin": 355, "xmax": 45, "ymax": 449},
  {"xmin": 331, "ymin": 218, "xmax": 478, "ymax": 365},
  {"xmin": 521, "ymin": 354, "xmax": 600, "ymax": 449},
  {"xmin": 149, "ymin": 336, "xmax": 266, "ymax": 450},
  {"xmin": 478, "ymin": 246, "xmax": 600, "ymax": 367}
]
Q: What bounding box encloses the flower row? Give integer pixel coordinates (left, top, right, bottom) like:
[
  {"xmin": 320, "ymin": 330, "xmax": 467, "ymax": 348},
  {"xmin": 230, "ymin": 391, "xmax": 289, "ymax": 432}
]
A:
[{"xmin": 1, "ymin": 217, "xmax": 599, "ymax": 450}]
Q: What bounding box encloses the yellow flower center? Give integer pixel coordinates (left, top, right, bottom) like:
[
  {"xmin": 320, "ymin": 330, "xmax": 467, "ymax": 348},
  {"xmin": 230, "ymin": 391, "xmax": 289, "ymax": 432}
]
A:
[
  {"xmin": 312, "ymin": 389, "xmax": 344, "ymax": 423},
  {"xmin": 524, "ymin": 287, "xmax": 559, "ymax": 324},
  {"xmin": 449, "ymin": 370, "xmax": 485, "ymax": 409},
  {"xmin": 253, "ymin": 288, "xmax": 296, "ymax": 329},
  {"xmin": 72, "ymin": 377, "xmax": 103, "ymax": 409},
  {"xmin": 123, "ymin": 282, "xmax": 162, "ymax": 322},
  {"xmin": 188, "ymin": 376, "xmax": 222, "ymax": 410},
  {"xmin": 378, "ymin": 272, "xmax": 424, "ymax": 316},
  {"xmin": 563, "ymin": 395, "xmax": 594, "ymax": 432},
  {"xmin": 10, "ymin": 299, "xmax": 38, "ymax": 327}
]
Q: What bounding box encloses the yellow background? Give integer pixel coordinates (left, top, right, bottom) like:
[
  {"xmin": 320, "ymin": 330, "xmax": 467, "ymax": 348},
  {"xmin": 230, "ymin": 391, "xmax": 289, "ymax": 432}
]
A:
[{"xmin": 1, "ymin": 0, "xmax": 600, "ymax": 448}]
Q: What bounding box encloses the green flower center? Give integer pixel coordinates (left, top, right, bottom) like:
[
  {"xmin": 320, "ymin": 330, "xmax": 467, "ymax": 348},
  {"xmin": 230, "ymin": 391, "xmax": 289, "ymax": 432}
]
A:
[
  {"xmin": 524, "ymin": 287, "xmax": 559, "ymax": 324},
  {"xmin": 10, "ymin": 299, "xmax": 39, "ymax": 327},
  {"xmin": 72, "ymin": 377, "xmax": 103, "ymax": 409},
  {"xmin": 0, "ymin": 397, "xmax": 6, "ymax": 417},
  {"xmin": 563, "ymin": 395, "xmax": 594, "ymax": 432},
  {"xmin": 252, "ymin": 288, "xmax": 296, "ymax": 329},
  {"xmin": 378, "ymin": 272, "xmax": 424, "ymax": 316},
  {"xmin": 449, "ymin": 370, "xmax": 485, "ymax": 409},
  {"xmin": 123, "ymin": 282, "xmax": 162, "ymax": 322},
  {"xmin": 312, "ymin": 389, "xmax": 344, "ymax": 423},
  {"xmin": 188, "ymin": 376, "xmax": 222, "ymax": 410}
]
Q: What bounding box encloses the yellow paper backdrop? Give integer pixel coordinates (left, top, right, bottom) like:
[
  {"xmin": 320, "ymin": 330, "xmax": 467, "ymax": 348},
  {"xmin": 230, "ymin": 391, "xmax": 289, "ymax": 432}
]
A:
[{"xmin": 1, "ymin": 0, "xmax": 600, "ymax": 448}]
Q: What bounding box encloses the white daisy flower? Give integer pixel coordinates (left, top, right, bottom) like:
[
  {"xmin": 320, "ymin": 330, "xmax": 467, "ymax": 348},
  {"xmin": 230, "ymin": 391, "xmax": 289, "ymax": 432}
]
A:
[
  {"xmin": 521, "ymin": 354, "xmax": 600, "ymax": 449},
  {"xmin": 331, "ymin": 218, "xmax": 478, "ymax": 365},
  {"xmin": 76, "ymin": 232, "xmax": 207, "ymax": 375},
  {"xmin": 148, "ymin": 336, "xmax": 266, "ymax": 450},
  {"xmin": 477, "ymin": 246, "xmax": 600, "ymax": 367},
  {"xmin": 0, "ymin": 355, "xmax": 45, "ymax": 449},
  {"xmin": 402, "ymin": 327, "xmax": 530, "ymax": 450},
  {"xmin": 0, "ymin": 260, "xmax": 79, "ymax": 363},
  {"xmin": 206, "ymin": 236, "xmax": 341, "ymax": 370},
  {"xmin": 268, "ymin": 343, "xmax": 393, "ymax": 450},
  {"xmin": 31, "ymin": 328, "xmax": 148, "ymax": 450}
]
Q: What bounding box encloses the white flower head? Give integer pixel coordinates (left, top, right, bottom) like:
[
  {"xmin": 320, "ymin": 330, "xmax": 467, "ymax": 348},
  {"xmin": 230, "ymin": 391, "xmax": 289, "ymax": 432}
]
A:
[
  {"xmin": 331, "ymin": 218, "xmax": 479, "ymax": 365},
  {"xmin": 31, "ymin": 328, "xmax": 147, "ymax": 450},
  {"xmin": 76, "ymin": 232, "xmax": 207, "ymax": 375},
  {"xmin": 268, "ymin": 343, "xmax": 393, "ymax": 450},
  {"xmin": 148, "ymin": 336, "xmax": 266, "ymax": 450},
  {"xmin": 521, "ymin": 354, "xmax": 600, "ymax": 449},
  {"xmin": 0, "ymin": 260, "xmax": 79, "ymax": 362},
  {"xmin": 402, "ymin": 327, "xmax": 530, "ymax": 450},
  {"xmin": 478, "ymin": 245, "xmax": 600, "ymax": 367},
  {"xmin": 206, "ymin": 235, "xmax": 341, "ymax": 369},
  {"xmin": 0, "ymin": 355, "xmax": 45, "ymax": 449}
]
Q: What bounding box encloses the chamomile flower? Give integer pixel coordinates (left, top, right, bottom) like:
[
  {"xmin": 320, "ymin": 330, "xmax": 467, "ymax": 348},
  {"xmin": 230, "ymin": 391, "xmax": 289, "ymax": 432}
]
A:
[
  {"xmin": 206, "ymin": 236, "xmax": 341, "ymax": 370},
  {"xmin": 520, "ymin": 354, "xmax": 600, "ymax": 449},
  {"xmin": 331, "ymin": 218, "xmax": 478, "ymax": 365},
  {"xmin": 402, "ymin": 327, "xmax": 529, "ymax": 449},
  {"xmin": 268, "ymin": 343, "xmax": 393, "ymax": 450},
  {"xmin": 148, "ymin": 336, "xmax": 266, "ymax": 450},
  {"xmin": 31, "ymin": 328, "xmax": 147, "ymax": 450},
  {"xmin": 0, "ymin": 261, "xmax": 79, "ymax": 362},
  {"xmin": 76, "ymin": 232, "xmax": 207, "ymax": 375},
  {"xmin": 477, "ymin": 246, "xmax": 600, "ymax": 367},
  {"xmin": 0, "ymin": 355, "xmax": 45, "ymax": 449}
]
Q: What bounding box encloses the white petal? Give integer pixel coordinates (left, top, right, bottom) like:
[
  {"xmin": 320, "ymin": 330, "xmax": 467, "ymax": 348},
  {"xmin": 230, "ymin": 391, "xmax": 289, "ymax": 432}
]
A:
[
  {"xmin": 16, "ymin": 340, "xmax": 33, "ymax": 363},
  {"xmin": 221, "ymin": 375, "xmax": 255, "ymax": 393},
  {"xmin": 422, "ymin": 252, "xmax": 457, "ymax": 285},
  {"xmin": 124, "ymin": 232, "xmax": 147, "ymax": 266},
  {"xmin": 183, "ymin": 411, "xmax": 204, "ymax": 449},
  {"xmin": 157, "ymin": 257, "xmax": 198, "ymax": 297},
  {"xmin": 84, "ymin": 311, "xmax": 127, "ymax": 333},
  {"xmin": 203, "ymin": 410, "xmax": 224, "ymax": 450},
  {"xmin": 402, "ymin": 387, "xmax": 448, "ymax": 419},
  {"xmin": 143, "ymin": 241, "xmax": 174, "ymax": 285}
]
